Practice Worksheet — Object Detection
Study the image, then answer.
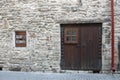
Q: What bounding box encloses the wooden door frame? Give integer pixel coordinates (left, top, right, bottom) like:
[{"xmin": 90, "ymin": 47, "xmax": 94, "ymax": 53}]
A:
[{"xmin": 60, "ymin": 23, "xmax": 102, "ymax": 71}]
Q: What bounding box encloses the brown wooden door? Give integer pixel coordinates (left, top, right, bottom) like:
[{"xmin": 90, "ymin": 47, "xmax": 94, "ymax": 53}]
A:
[{"xmin": 61, "ymin": 23, "xmax": 102, "ymax": 71}]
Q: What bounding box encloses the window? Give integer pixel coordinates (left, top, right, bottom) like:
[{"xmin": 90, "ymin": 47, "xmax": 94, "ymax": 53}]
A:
[
  {"xmin": 64, "ymin": 28, "xmax": 78, "ymax": 43},
  {"xmin": 15, "ymin": 31, "xmax": 26, "ymax": 47}
]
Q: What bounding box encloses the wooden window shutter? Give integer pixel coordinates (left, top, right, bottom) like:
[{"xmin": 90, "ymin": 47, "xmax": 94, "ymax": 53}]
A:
[{"xmin": 15, "ymin": 31, "xmax": 26, "ymax": 47}]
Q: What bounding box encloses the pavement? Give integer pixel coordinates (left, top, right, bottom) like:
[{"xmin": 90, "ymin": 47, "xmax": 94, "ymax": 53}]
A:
[{"xmin": 0, "ymin": 71, "xmax": 120, "ymax": 80}]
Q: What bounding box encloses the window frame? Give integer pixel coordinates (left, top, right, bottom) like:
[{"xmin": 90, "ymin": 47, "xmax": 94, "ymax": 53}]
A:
[
  {"xmin": 64, "ymin": 28, "xmax": 78, "ymax": 44},
  {"xmin": 15, "ymin": 31, "xmax": 26, "ymax": 47}
]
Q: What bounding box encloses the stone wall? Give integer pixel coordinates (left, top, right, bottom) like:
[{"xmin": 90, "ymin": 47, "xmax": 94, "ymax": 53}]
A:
[{"xmin": 0, "ymin": 0, "xmax": 119, "ymax": 73}]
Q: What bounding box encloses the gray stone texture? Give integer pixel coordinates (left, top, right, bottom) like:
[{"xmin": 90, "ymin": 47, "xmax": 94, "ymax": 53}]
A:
[{"xmin": 0, "ymin": 0, "xmax": 119, "ymax": 72}]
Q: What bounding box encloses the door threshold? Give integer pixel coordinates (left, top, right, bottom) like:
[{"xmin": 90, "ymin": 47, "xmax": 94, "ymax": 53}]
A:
[{"xmin": 60, "ymin": 70, "xmax": 100, "ymax": 73}]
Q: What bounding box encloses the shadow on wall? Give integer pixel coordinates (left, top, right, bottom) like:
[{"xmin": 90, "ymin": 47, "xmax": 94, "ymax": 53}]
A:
[
  {"xmin": 117, "ymin": 40, "xmax": 120, "ymax": 70},
  {"xmin": 0, "ymin": 67, "xmax": 2, "ymax": 71},
  {"xmin": 9, "ymin": 66, "xmax": 21, "ymax": 71}
]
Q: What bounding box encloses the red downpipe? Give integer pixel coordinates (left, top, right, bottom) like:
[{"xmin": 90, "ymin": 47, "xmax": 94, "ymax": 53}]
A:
[{"xmin": 111, "ymin": 0, "xmax": 115, "ymax": 72}]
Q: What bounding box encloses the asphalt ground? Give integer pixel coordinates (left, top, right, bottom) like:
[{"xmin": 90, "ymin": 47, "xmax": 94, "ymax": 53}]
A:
[{"xmin": 0, "ymin": 71, "xmax": 120, "ymax": 80}]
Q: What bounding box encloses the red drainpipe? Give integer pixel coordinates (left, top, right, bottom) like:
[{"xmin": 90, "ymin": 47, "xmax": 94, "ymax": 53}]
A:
[{"xmin": 111, "ymin": 0, "xmax": 115, "ymax": 72}]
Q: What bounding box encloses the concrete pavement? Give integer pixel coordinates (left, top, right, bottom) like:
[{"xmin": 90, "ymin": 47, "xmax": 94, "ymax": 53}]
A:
[{"xmin": 0, "ymin": 71, "xmax": 120, "ymax": 80}]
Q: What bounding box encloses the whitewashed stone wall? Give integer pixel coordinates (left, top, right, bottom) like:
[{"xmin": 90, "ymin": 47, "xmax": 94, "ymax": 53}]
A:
[
  {"xmin": 0, "ymin": 0, "xmax": 119, "ymax": 73},
  {"xmin": 114, "ymin": 0, "xmax": 120, "ymax": 70}
]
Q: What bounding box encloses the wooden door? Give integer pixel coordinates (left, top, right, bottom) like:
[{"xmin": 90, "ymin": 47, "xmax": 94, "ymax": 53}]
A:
[{"xmin": 61, "ymin": 23, "xmax": 102, "ymax": 71}]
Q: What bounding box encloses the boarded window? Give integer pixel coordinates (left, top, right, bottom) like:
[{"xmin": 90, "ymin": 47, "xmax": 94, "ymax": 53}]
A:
[
  {"xmin": 64, "ymin": 28, "xmax": 78, "ymax": 43},
  {"xmin": 15, "ymin": 31, "xmax": 26, "ymax": 47}
]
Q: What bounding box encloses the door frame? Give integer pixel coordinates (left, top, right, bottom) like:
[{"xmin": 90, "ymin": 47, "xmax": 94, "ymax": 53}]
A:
[{"xmin": 60, "ymin": 23, "xmax": 102, "ymax": 71}]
